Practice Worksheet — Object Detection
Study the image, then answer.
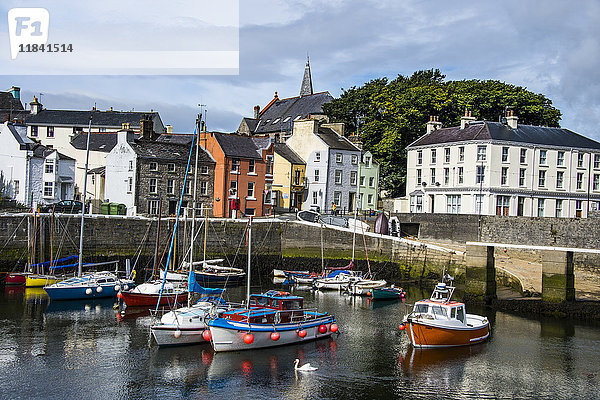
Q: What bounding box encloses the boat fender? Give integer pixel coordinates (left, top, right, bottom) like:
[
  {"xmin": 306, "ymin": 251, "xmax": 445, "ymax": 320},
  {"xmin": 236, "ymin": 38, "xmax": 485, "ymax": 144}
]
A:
[
  {"xmin": 270, "ymin": 332, "xmax": 280, "ymax": 341},
  {"xmin": 131, "ymin": 270, "xmax": 136, "ymax": 280},
  {"xmin": 123, "ymin": 285, "xmax": 129, "ymax": 291},
  {"xmin": 318, "ymin": 325, "xmax": 327, "ymax": 334},
  {"xmin": 330, "ymin": 323, "xmax": 339, "ymax": 333},
  {"xmin": 202, "ymin": 330, "xmax": 212, "ymax": 341},
  {"xmin": 85, "ymin": 288, "xmax": 92, "ymax": 295},
  {"xmin": 174, "ymin": 329, "xmax": 182, "ymax": 339},
  {"xmin": 399, "ymin": 323, "xmax": 406, "ymax": 331},
  {"xmin": 298, "ymin": 329, "xmax": 307, "ymax": 338},
  {"xmin": 114, "ymin": 285, "xmax": 121, "ymax": 292},
  {"xmin": 96, "ymin": 286, "xmax": 103, "ymax": 293},
  {"xmin": 243, "ymin": 333, "xmax": 254, "ymax": 344},
  {"xmin": 278, "ymin": 291, "xmax": 290, "ymax": 296}
]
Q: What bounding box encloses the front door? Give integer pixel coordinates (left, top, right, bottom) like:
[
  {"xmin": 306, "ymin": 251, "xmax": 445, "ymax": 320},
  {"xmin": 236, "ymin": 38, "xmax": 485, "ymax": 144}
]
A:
[
  {"xmin": 296, "ymin": 193, "xmax": 302, "ymax": 211},
  {"xmin": 168, "ymin": 200, "xmax": 177, "ymax": 216},
  {"xmin": 348, "ymin": 192, "xmax": 355, "ymax": 212}
]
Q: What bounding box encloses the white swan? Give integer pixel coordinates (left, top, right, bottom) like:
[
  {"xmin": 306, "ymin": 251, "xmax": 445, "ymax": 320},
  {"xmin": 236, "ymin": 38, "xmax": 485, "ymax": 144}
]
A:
[{"xmin": 294, "ymin": 358, "xmax": 318, "ymax": 371}]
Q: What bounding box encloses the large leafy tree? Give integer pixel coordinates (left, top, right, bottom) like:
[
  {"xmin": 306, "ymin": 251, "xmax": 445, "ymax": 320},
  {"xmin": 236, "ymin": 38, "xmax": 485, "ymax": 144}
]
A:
[{"xmin": 323, "ymin": 69, "xmax": 562, "ymax": 197}]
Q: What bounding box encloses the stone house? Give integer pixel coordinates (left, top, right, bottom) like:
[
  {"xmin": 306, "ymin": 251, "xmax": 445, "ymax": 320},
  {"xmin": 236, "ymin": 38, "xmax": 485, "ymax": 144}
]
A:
[
  {"xmin": 237, "ymin": 58, "xmax": 333, "ymax": 142},
  {"xmin": 105, "ymin": 122, "xmax": 214, "ymax": 216}
]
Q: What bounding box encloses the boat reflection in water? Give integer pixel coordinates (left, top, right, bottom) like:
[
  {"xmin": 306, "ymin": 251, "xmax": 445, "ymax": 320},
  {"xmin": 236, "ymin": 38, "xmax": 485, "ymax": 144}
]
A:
[{"xmin": 44, "ymin": 298, "xmax": 116, "ymax": 314}]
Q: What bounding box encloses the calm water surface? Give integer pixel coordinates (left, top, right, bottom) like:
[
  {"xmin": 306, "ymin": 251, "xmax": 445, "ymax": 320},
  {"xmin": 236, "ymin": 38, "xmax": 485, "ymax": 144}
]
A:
[{"xmin": 1, "ymin": 284, "xmax": 599, "ymax": 400}]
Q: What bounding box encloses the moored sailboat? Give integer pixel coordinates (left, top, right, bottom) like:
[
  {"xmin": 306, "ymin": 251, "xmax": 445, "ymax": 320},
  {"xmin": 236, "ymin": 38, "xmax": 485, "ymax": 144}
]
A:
[{"xmin": 208, "ymin": 218, "xmax": 338, "ymax": 352}]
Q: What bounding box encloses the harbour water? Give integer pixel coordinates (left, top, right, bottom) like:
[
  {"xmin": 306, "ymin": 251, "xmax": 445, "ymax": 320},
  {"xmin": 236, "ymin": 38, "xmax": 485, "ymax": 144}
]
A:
[{"xmin": 1, "ymin": 284, "xmax": 599, "ymax": 400}]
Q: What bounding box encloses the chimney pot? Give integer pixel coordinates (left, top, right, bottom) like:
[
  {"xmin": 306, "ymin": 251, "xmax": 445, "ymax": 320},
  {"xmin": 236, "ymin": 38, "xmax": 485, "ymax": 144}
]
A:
[
  {"xmin": 461, "ymin": 109, "xmax": 476, "ymax": 129},
  {"xmin": 426, "ymin": 115, "xmax": 442, "ymax": 133}
]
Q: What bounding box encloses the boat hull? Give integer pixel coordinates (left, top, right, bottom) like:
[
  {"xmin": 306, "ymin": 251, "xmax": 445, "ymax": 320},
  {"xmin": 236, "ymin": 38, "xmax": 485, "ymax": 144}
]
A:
[
  {"xmin": 151, "ymin": 324, "xmax": 208, "ymax": 346},
  {"xmin": 209, "ymin": 315, "xmax": 336, "ymax": 352},
  {"xmin": 371, "ymin": 288, "xmax": 404, "ymax": 300},
  {"xmin": 194, "ymin": 272, "xmax": 245, "ymax": 287},
  {"xmin": 406, "ymin": 318, "xmax": 489, "ymax": 348},
  {"xmin": 26, "ymin": 275, "xmax": 57, "ymax": 287},
  {"xmin": 121, "ymin": 291, "xmax": 188, "ymax": 307},
  {"xmin": 6, "ymin": 273, "xmax": 28, "ymax": 285}
]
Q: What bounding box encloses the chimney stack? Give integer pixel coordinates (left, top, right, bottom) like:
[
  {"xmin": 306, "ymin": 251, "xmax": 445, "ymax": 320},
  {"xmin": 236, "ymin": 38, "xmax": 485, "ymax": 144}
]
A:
[
  {"xmin": 29, "ymin": 96, "xmax": 42, "ymax": 115},
  {"xmin": 253, "ymin": 105, "xmax": 260, "ymax": 119},
  {"xmin": 166, "ymin": 125, "xmax": 173, "ymax": 134},
  {"xmin": 9, "ymin": 86, "xmax": 20, "ymax": 100},
  {"xmin": 426, "ymin": 116, "xmax": 442, "ymax": 134},
  {"xmin": 461, "ymin": 109, "xmax": 476, "ymax": 129},
  {"xmin": 140, "ymin": 114, "xmax": 157, "ymax": 141},
  {"xmin": 506, "ymin": 110, "xmax": 518, "ymax": 129}
]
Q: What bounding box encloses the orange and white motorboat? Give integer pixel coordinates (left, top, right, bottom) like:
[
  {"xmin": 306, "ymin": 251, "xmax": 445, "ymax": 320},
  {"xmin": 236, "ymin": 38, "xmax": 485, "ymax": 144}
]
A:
[{"xmin": 401, "ymin": 280, "xmax": 489, "ymax": 348}]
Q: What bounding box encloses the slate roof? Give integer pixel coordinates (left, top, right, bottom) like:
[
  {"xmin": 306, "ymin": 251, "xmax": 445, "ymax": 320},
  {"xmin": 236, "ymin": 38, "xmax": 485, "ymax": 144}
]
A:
[
  {"xmin": 0, "ymin": 92, "xmax": 24, "ymax": 110},
  {"xmin": 213, "ymin": 133, "xmax": 264, "ymax": 160},
  {"xmin": 408, "ymin": 121, "xmax": 600, "ymax": 151},
  {"xmin": 4, "ymin": 123, "xmax": 33, "ymax": 149},
  {"xmin": 316, "ymin": 127, "xmax": 360, "ymax": 151},
  {"xmin": 251, "ymin": 92, "xmax": 333, "ymax": 134},
  {"xmin": 156, "ymin": 134, "xmax": 193, "ymax": 145},
  {"xmin": 130, "ymin": 140, "xmax": 214, "ymax": 163},
  {"xmin": 274, "ymin": 143, "xmax": 305, "ymax": 165},
  {"xmin": 71, "ymin": 133, "xmax": 120, "ymax": 153},
  {"xmin": 241, "ymin": 117, "xmax": 258, "ymax": 132},
  {"xmin": 26, "ymin": 109, "xmax": 164, "ymax": 131}
]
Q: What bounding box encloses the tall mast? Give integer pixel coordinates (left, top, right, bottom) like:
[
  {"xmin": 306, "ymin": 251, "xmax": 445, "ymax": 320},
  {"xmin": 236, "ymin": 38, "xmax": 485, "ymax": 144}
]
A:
[
  {"xmin": 352, "ymin": 208, "xmax": 357, "ymax": 262},
  {"xmin": 152, "ymin": 199, "xmax": 162, "ymax": 280},
  {"xmin": 77, "ymin": 117, "xmax": 92, "ymax": 277},
  {"xmin": 187, "ymin": 114, "xmax": 201, "ymax": 307},
  {"xmin": 246, "ymin": 217, "xmax": 252, "ymax": 306}
]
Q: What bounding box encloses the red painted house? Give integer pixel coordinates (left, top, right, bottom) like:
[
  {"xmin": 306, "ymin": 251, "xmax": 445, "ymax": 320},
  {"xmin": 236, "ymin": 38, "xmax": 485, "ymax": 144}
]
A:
[{"xmin": 201, "ymin": 132, "xmax": 274, "ymax": 218}]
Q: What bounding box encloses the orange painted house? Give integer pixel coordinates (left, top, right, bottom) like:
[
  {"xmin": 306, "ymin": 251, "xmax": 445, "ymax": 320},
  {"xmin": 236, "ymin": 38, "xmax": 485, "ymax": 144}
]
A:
[{"xmin": 201, "ymin": 132, "xmax": 274, "ymax": 218}]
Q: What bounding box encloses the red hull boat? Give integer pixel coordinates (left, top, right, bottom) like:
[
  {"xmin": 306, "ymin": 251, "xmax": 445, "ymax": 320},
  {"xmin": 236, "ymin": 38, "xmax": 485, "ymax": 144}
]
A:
[{"xmin": 6, "ymin": 273, "xmax": 28, "ymax": 286}]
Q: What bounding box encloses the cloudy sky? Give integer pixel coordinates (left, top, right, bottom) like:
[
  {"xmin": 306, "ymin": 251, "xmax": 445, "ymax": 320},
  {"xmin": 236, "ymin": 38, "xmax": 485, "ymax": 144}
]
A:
[{"xmin": 5, "ymin": 0, "xmax": 600, "ymax": 140}]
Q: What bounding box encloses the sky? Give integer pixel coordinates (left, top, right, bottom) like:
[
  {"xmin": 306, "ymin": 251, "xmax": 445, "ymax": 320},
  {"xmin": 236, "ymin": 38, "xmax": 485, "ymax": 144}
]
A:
[{"xmin": 4, "ymin": 0, "xmax": 600, "ymax": 140}]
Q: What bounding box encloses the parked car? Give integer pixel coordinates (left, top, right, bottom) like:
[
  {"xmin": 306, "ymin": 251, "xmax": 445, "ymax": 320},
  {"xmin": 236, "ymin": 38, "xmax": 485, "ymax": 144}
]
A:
[{"xmin": 40, "ymin": 200, "xmax": 83, "ymax": 213}]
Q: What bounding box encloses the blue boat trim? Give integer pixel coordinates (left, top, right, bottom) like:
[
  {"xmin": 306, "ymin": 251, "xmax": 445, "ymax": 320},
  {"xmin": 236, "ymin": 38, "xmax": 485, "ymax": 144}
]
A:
[{"xmin": 208, "ymin": 315, "xmax": 336, "ymax": 332}]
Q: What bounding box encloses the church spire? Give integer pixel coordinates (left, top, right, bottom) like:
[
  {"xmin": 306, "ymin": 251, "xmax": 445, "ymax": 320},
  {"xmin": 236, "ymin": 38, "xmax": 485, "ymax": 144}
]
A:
[{"xmin": 300, "ymin": 55, "xmax": 313, "ymax": 97}]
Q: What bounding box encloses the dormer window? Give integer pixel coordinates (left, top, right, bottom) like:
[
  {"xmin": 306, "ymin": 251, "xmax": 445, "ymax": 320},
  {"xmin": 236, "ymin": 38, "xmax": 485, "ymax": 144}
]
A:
[{"xmin": 149, "ymin": 162, "xmax": 158, "ymax": 171}]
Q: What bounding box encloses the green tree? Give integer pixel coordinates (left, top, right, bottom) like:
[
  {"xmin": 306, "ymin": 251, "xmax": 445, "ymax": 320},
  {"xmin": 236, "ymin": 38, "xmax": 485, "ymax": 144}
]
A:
[{"xmin": 323, "ymin": 69, "xmax": 562, "ymax": 197}]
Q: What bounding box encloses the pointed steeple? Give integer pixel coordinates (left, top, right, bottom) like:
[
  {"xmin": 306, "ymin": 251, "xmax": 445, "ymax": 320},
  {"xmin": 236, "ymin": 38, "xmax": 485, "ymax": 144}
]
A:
[{"xmin": 300, "ymin": 55, "xmax": 313, "ymax": 97}]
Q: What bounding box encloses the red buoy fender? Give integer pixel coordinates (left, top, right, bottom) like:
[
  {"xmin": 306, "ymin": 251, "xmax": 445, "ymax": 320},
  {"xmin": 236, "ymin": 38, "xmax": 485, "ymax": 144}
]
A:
[
  {"xmin": 270, "ymin": 332, "xmax": 280, "ymax": 341},
  {"xmin": 298, "ymin": 329, "xmax": 307, "ymax": 338},
  {"xmin": 202, "ymin": 330, "xmax": 212, "ymax": 341},
  {"xmin": 243, "ymin": 333, "xmax": 254, "ymax": 344}
]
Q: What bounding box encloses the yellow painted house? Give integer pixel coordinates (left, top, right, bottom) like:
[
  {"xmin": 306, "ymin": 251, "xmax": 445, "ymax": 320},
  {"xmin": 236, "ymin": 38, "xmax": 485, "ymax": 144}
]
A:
[{"xmin": 273, "ymin": 143, "xmax": 306, "ymax": 211}]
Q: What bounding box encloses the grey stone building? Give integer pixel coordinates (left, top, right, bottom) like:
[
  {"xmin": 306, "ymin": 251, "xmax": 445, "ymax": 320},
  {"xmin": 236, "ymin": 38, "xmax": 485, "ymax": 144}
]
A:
[{"xmin": 105, "ymin": 120, "xmax": 215, "ymax": 216}]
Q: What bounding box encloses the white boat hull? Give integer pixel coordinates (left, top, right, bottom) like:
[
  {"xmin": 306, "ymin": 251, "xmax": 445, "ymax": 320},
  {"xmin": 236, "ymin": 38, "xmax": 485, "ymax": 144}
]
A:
[
  {"xmin": 151, "ymin": 324, "xmax": 208, "ymax": 346},
  {"xmin": 209, "ymin": 316, "xmax": 335, "ymax": 352}
]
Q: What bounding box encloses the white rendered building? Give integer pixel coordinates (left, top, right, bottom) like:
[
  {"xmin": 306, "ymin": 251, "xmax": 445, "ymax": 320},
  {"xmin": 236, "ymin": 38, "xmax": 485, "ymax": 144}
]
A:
[
  {"xmin": 286, "ymin": 119, "xmax": 361, "ymax": 213},
  {"xmin": 404, "ymin": 112, "xmax": 600, "ymax": 218},
  {"xmin": 0, "ymin": 122, "xmax": 75, "ymax": 207}
]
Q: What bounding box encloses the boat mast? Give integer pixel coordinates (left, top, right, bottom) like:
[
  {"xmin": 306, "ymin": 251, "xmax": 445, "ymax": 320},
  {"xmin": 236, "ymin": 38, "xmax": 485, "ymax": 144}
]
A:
[
  {"xmin": 352, "ymin": 208, "xmax": 357, "ymax": 262},
  {"xmin": 152, "ymin": 199, "xmax": 162, "ymax": 280},
  {"xmin": 320, "ymin": 222, "xmax": 324, "ymax": 274},
  {"xmin": 77, "ymin": 117, "xmax": 92, "ymax": 277},
  {"xmin": 187, "ymin": 114, "xmax": 201, "ymax": 307},
  {"xmin": 246, "ymin": 217, "xmax": 252, "ymax": 307}
]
